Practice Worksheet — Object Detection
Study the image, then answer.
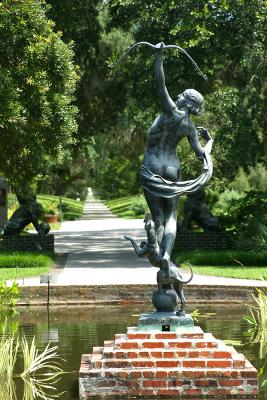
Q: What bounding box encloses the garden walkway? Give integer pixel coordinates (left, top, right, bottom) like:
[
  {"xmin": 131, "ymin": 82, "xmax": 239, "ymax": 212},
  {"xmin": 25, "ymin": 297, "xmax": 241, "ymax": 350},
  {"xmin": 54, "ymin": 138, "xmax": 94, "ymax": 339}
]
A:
[{"xmin": 19, "ymin": 189, "xmax": 266, "ymax": 287}]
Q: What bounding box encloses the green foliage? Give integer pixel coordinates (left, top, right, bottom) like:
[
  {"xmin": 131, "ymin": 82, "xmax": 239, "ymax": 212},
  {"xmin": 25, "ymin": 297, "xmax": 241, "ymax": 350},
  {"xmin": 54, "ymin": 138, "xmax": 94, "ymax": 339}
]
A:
[
  {"xmin": 63, "ymin": 177, "xmax": 88, "ymax": 201},
  {"xmin": 46, "ymin": 1, "xmax": 137, "ymax": 201},
  {"xmin": 43, "ymin": 201, "xmax": 57, "ymax": 216},
  {"xmin": 0, "ymin": 282, "xmax": 19, "ymax": 310},
  {"xmin": 226, "ymin": 192, "xmax": 266, "ymax": 244},
  {"xmin": 228, "ymin": 163, "xmax": 267, "ymax": 194},
  {"xmin": 213, "ymin": 164, "xmax": 267, "ymax": 247},
  {"xmin": 207, "ymin": 86, "xmax": 265, "ymax": 179},
  {"xmin": 0, "ymin": 323, "xmax": 63, "ymax": 399},
  {"xmin": 94, "ymin": 156, "xmax": 140, "ymax": 200},
  {"xmin": 229, "ymin": 167, "xmax": 251, "ymax": 193},
  {"xmin": 247, "ymin": 163, "xmax": 267, "ymax": 193},
  {"xmin": 104, "ymin": 0, "xmax": 266, "ymax": 190},
  {"xmin": 21, "ymin": 336, "xmax": 63, "ymax": 379},
  {"xmin": 214, "ymin": 189, "xmax": 245, "ymax": 218},
  {"xmin": 129, "ymin": 196, "xmax": 148, "ymax": 217},
  {"xmin": 0, "ymin": 0, "xmax": 78, "ymax": 193},
  {"xmin": 244, "ymin": 287, "xmax": 267, "ymax": 330},
  {"xmin": 244, "ymin": 284, "xmax": 267, "ymax": 383},
  {"xmin": 238, "ymin": 222, "xmax": 267, "ymax": 254}
]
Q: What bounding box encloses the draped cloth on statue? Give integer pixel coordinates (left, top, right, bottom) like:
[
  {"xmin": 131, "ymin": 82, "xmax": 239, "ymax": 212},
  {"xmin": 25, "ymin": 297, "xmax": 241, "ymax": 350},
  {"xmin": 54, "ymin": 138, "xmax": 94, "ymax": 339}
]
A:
[{"xmin": 139, "ymin": 149, "xmax": 213, "ymax": 199}]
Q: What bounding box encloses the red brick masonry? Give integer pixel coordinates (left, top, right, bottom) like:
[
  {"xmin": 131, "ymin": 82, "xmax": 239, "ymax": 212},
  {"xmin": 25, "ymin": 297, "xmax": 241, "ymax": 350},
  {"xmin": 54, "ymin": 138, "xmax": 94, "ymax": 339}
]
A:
[{"xmin": 79, "ymin": 326, "xmax": 258, "ymax": 398}]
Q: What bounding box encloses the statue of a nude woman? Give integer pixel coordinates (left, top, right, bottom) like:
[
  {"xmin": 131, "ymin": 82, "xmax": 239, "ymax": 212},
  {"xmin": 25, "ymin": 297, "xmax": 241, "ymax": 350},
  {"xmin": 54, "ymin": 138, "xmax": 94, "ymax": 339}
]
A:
[{"xmin": 137, "ymin": 42, "xmax": 213, "ymax": 275}]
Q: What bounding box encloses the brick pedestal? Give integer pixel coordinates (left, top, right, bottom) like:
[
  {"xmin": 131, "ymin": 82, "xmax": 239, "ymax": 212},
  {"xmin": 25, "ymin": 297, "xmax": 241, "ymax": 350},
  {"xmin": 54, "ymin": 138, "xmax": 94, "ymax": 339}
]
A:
[
  {"xmin": 1, "ymin": 233, "xmax": 54, "ymax": 251},
  {"xmin": 79, "ymin": 319, "xmax": 258, "ymax": 398}
]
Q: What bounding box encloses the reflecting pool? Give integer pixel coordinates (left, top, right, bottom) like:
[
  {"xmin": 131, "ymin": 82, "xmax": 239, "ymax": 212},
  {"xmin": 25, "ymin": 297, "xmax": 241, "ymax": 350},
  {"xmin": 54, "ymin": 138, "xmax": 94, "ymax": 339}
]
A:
[{"xmin": 3, "ymin": 303, "xmax": 267, "ymax": 399}]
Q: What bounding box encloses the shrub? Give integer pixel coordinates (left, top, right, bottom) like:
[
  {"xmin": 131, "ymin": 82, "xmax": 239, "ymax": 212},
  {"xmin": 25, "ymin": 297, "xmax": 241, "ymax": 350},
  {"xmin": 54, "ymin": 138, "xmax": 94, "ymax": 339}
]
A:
[
  {"xmin": 247, "ymin": 163, "xmax": 267, "ymax": 192},
  {"xmin": 229, "ymin": 167, "xmax": 251, "ymax": 193},
  {"xmin": 130, "ymin": 196, "xmax": 147, "ymax": 217},
  {"xmin": 43, "ymin": 201, "xmax": 57, "ymax": 216},
  {"xmin": 0, "ymin": 282, "xmax": 19, "ymax": 310}
]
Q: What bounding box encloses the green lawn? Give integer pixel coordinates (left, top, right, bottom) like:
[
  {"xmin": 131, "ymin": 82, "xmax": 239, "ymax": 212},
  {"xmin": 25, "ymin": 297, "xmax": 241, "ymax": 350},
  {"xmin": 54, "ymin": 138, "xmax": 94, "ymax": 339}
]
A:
[
  {"xmin": 174, "ymin": 250, "xmax": 267, "ymax": 280},
  {"xmin": 189, "ymin": 266, "xmax": 267, "ymax": 280},
  {"xmin": 37, "ymin": 194, "xmax": 84, "ymax": 220},
  {"xmin": 105, "ymin": 195, "xmax": 147, "ymax": 219},
  {"xmin": 0, "ymin": 266, "xmax": 50, "ymax": 281},
  {"xmin": 175, "ymin": 249, "xmax": 267, "ymax": 267},
  {"xmin": 0, "ymin": 251, "xmax": 54, "ymax": 281}
]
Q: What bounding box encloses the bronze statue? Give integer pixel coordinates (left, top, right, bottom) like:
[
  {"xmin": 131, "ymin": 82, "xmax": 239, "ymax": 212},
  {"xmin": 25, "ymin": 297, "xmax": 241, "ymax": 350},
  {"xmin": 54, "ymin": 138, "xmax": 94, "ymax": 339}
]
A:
[
  {"xmin": 3, "ymin": 195, "xmax": 50, "ymax": 237},
  {"xmin": 125, "ymin": 214, "xmax": 193, "ymax": 316},
  {"xmin": 139, "ymin": 42, "xmax": 213, "ymax": 274},
  {"xmin": 120, "ymin": 41, "xmax": 213, "ymax": 314},
  {"xmin": 181, "ymin": 189, "xmax": 221, "ymax": 232}
]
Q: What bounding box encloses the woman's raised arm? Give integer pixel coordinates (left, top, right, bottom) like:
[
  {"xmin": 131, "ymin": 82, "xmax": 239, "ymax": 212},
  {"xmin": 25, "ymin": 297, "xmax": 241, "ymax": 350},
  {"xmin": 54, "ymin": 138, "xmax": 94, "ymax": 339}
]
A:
[{"xmin": 155, "ymin": 42, "xmax": 177, "ymax": 114}]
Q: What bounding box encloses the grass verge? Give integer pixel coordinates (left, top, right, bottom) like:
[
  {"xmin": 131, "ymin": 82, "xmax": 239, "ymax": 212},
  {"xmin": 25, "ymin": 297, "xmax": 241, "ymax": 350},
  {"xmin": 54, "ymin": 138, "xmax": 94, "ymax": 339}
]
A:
[
  {"xmin": 175, "ymin": 250, "xmax": 267, "ymax": 267},
  {"xmin": 0, "ymin": 267, "xmax": 50, "ymax": 281},
  {"xmin": 174, "ymin": 250, "xmax": 267, "ymax": 280},
  {"xmin": 188, "ymin": 266, "xmax": 267, "ymax": 280},
  {"xmin": 0, "ymin": 251, "xmax": 54, "ymax": 281},
  {"xmin": 105, "ymin": 195, "xmax": 147, "ymax": 219},
  {"xmin": 37, "ymin": 194, "xmax": 85, "ymax": 221}
]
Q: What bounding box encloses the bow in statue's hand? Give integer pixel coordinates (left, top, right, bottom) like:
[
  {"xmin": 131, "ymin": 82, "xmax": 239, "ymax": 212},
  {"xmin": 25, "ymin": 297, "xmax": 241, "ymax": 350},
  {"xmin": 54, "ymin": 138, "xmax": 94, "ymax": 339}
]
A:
[{"xmin": 111, "ymin": 40, "xmax": 207, "ymax": 81}]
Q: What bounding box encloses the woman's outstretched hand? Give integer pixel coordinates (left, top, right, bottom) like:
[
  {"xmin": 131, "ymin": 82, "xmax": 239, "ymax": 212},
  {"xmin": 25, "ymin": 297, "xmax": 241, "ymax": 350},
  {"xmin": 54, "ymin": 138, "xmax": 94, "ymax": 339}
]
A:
[{"xmin": 197, "ymin": 127, "xmax": 212, "ymax": 141}]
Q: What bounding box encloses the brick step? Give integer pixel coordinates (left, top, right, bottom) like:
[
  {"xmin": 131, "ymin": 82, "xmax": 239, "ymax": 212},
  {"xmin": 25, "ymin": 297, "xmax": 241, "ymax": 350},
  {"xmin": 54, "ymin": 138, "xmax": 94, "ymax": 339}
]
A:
[
  {"xmin": 126, "ymin": 326, "xmax": 204, "ymax": 340},
  {"xmin": 80, "ymin": 364, "xmax": 258, "ymax": 397},
  {"xmin": 102, "ymin": 347, "xmax": 234, "ymax": 360},
  {"xmin": 115, "ymin": 335, "xmax": 219, "ymax": 350},
  {"xmin": 91, "ymin": 357, "xmax": 246, "ymax": 370},
  {"xmin": 80, "ymin": 359, "xmax": 257, "ymax": 380},
  {"xmin": 113, "ymin": 333, "xmax": 221, "ymax": 349}
]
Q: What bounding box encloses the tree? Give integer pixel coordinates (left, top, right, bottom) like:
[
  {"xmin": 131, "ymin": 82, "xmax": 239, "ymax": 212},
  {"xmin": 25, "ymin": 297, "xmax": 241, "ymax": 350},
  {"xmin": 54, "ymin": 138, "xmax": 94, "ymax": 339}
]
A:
[
  {"xmin": 0, "ymin": 0, "xmax": 78, "ymax": 195},
  {"xmin": 106, "ymin": 0, "xmax": 266, "ymax": 186},
  {"xmin": 46, "ymin": 1, "xmax": 139, "ymax": 197}
]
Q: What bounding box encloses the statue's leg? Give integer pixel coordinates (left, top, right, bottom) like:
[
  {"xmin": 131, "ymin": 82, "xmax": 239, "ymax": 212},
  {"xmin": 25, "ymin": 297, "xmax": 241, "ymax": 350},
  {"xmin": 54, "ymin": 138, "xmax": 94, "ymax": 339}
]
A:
[
  {"xmin": 173, "ymin": 281, "xmax": 186, "ymax": 316},
  {"xmin": 162, "ymin": 196, "xmax": 179, "ymax": 267},
  {"xmin": 144, "ymin": 190, "xmax": 165, "ymax": 249}
]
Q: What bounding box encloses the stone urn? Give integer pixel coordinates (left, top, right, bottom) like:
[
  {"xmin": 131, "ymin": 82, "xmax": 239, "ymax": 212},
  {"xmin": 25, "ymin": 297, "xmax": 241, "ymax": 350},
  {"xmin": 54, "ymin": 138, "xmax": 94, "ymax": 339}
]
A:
[{"xmin": 152, "ymin": 289, "xmax": 178, "ymax": 312}]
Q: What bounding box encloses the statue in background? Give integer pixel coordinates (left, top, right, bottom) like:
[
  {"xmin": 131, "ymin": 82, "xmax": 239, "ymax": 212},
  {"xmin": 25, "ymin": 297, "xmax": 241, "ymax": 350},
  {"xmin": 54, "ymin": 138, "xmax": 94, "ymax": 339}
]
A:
[
  {"xmin": 3, "ymin": 195, "xmax": 50, "ymax": 237},
  {"xmin": 180, "ymin": 189, "xmax": 221, "ymax": 232}
]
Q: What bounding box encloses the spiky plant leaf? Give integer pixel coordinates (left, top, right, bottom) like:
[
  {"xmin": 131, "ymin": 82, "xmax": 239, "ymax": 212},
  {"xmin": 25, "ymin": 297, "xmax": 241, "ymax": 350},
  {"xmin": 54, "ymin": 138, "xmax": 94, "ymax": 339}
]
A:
[{"xmin": 21, "ymin": 336, "xmax": 63, "ymax": 379}]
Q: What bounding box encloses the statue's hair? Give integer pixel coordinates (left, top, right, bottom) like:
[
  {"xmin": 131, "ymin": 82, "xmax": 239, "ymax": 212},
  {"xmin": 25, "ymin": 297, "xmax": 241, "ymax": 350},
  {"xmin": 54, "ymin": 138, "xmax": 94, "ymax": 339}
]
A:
[{"xmin": 183, "ymin": 89, "xmax": 203, "ymax": 116}]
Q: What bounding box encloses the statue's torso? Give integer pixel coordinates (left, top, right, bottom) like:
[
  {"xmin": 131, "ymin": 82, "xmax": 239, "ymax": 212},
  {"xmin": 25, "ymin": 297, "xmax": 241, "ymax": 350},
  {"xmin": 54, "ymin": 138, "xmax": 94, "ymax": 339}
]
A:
[{"xmin": 143, "ymin": 111, "xmax": 189, "ymax": 181}]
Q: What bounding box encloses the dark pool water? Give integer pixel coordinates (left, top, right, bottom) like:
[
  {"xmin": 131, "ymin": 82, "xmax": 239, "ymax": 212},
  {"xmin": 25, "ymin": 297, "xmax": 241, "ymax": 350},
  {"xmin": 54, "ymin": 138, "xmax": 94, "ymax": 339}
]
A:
[{"xmin": 5, "ymin": 303, "xmax": 267, "ymax": 399}]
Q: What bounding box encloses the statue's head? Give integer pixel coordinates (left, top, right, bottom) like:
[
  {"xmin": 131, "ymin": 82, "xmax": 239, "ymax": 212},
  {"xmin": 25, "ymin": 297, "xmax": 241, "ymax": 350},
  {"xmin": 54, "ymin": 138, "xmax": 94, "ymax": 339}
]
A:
[{"xmin": 176, "ymin": 89, "xmax": 203, "ymax": 116}]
